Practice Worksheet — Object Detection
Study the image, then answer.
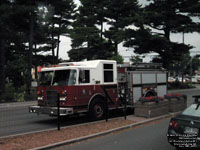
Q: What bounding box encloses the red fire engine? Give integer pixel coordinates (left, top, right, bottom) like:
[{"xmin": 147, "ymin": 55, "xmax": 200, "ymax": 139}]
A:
[{"xmin": 29, "ymin": 60, "xmax": 167, "ymax": 120}]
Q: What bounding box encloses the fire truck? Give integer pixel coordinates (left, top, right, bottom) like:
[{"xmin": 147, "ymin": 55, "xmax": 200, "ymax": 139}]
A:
[{"xmin": 29, "ymin": 60, "xmax": 167, "ymax": 120}]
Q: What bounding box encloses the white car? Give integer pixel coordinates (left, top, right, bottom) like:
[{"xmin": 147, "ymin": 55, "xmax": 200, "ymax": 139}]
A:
[
  {"xmin": 176, "ymin": 77, "xmax": 189, "ymax": 83},
  {"xmin": 168, "ymin": 77, "xmax": 176, "ymax": 83},
  {"xmin": 191, "ymin": 76, "xmax": 198, "ymax": 83}
]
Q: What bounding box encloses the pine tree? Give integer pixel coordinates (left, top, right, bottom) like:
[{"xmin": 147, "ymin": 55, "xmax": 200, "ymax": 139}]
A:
[
  {"xmin": 104, "ymin": 0, "xmax": 140, "ymax": 55},
  {"xmin": 69, "ymin": 0, "xmax": 108, "ymax": 61},
  {"xmin": 69, "ymin": 0, "xmax": 140, "ymax": 61},
  {"xmin": 124, "ymin": 0, "xmax": 199, "ymax": 69},
  {"xmin": 0, "ymin": 0, "xmax": 14, "ymax": 95},
  {"xmin": 46, "ymin": 0, "xmax": 76, "ymax": 63}
]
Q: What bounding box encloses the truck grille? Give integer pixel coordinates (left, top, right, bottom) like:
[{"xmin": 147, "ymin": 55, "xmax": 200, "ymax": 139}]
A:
[{"xmin": 46, "ymin": 91, "xmax": 58, "ymax": 106}]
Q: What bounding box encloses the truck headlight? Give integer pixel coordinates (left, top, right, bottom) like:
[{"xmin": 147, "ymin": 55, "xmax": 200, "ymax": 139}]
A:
[
  {"xmin": 60, "ymin": 90, "xmax": 67, "ymax": 101},
  {"xmin": 60, "ymin": 97, "xmax": 66, "ymax": 101},
  {"xmin": 37, "ymin": 96, "xmax": 43, "ymax": 100}
]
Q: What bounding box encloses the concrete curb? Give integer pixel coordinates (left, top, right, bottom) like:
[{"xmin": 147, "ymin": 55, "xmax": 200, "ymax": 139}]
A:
[{"xmin": 31, "ymin": 112, "xmax": 179, "ymax": 150}]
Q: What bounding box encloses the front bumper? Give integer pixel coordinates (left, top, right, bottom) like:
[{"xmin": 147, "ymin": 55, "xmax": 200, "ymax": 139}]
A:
[{"xmin": 29, "ymin": 105, "xmax": 74, "ymax": 116}]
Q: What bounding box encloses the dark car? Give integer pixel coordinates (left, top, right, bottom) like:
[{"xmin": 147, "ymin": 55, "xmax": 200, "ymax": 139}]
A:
[{"xmin": 167, "ymin": 97, "xmax": 200, "ymax": 149}]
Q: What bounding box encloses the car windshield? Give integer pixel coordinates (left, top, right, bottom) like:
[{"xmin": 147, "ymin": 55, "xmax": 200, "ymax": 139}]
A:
[
  {"xmin": 182, "ymin": 104, "xmax": 200, "ymax": 117},
  {"xmin": 39, "ymin": 70, "xmax": 77, "ymax": 86}
]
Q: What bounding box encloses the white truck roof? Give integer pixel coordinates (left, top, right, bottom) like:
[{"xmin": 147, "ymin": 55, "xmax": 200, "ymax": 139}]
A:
[{"xmin": 41, "ymin": 60, "xmax": 116, "ymax": 72}]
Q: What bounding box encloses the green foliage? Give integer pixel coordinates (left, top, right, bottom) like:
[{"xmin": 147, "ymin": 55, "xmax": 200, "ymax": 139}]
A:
[
  {"xmin": 69, "ymin": 0, "xmax": 104, "ymax": 60},
  {"xmin": 45, "ymin": 0, "xmax": 76, "ymax": 62},
  {"xmin": 0, "ymin": 84, "xmax": 15, "ymax": 102},
  {"xmin": 68, "ymin": 40, "xmax": 115, "ymax": 61},
  {"xmin": 168, "ymin": 53, "xmax": 200, "ymax": 76},
  {"xmin": 69, "ymin": 0, "xmax": 141, "ymax": 60},
  {"xmin": 0, "ymin": 0, "xmax": 13, "ymax": 94},
  {"xmin": 104, "ymin": 0, "xmax": 140, "ymax": 54},
  {"xmin": 110, "ymin": 53, "xmax": 124, "ymax": 64},
  {"xmin": 191, "ymin": 56, "xmax": 200, "ymax": 74},
  {"xmin": 6, "ymin": 54, "xmax": 27, "ymax": 89},
  {"xmin": 124, "ymin": 0, "xmax": 199, "ymax": 69},
  {"xmin": 14, "ymin": 93, "xmax": 25, "ymax": 102},
  {"xmin": 130, "ymin": 55, "xmax": 143, "ymax": 63},
  {"xmin": 0, "ymin": 84, "xmax": 37, "ymax": 102},
  {"xmin": 24, "ymin": 88, "xmax": 37, "ymax": 101},
  {"xmin": 0, "ymin": 0, "xmax": 76, "ymax": 98}
]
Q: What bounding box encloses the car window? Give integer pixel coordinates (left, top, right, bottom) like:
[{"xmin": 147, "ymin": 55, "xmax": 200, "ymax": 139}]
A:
[{"xmin": 182, "ymin": 104, "xmax": 200, "ymax": 117}]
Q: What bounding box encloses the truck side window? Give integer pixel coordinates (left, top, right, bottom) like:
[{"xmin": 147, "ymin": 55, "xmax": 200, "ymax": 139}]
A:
[
  {"xmin": 104, "ymin": 64, "xmax": 113, "ymax": 83},
  {"xmin": 79, "ymin": 70, "xmax": 90, "ymax": 84}
]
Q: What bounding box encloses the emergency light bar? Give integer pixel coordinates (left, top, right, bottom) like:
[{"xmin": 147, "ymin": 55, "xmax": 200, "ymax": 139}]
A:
[{"xmin": 59, "ymin": 62, "xmax": 74, "ymax": 66}]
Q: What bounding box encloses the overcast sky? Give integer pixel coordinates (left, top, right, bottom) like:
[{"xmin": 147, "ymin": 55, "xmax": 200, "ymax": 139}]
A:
[{"xmin": 58, "ymin": 0, "xmax": 200, "ymax": 62}]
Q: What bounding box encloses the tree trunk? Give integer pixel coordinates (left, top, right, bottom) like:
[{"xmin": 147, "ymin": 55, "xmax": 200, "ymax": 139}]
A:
[
  {"xmin": 27, "ymin": 11, "xmax": 34, "ymax": 95},
  {"xmin": 51, "ymin": 22, "xmax": 55, "ymax": 64},
  {"xmin": 56, "ymin": 21, "xmax": 62, "ymax": 63},
  {"xmin": 56, "ymin": 35, "xmax": 60, "ymax": 63},
  {"xmin": 163, "ymin": 25, "xmax": 171, "ymax": 69},
  {"xmin": 100, "ymin": 5, "xmax": 104, "ymax": 47},
  {"xmin": 164, "ymin": 25, "xmax": 170, "ymax": 40},
  {"xmin": 0, "ymin": 38, "xmax": 5, "ymax": 96},
  {"xmin": 34, "ymin": 44, "xmax": 38, "ymax": 80},
  {"xmin": 100, "ymin": 13, "xmax": 104, "ymax": 53},
  {"xmin": 114, "ymin": 41, "xmax": 118, "ymax": 56},
  {"xmin": 51, "ymin": 35, "xmax": 55, "ymax": 64}
]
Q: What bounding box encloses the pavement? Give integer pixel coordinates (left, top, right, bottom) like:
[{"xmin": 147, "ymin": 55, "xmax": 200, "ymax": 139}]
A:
[
  {"xmin": 31, "ymin": 112, "xmax": 179, "ymax": 150},
  {"xmin": 0, "ymin": 101, "xmax": 36, "ymax": 109}
]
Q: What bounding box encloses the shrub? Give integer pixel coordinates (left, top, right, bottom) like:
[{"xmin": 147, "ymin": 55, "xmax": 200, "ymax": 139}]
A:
[{"xmin": 0, "ymin": 84, "xmax": 16, "ymax": 102}]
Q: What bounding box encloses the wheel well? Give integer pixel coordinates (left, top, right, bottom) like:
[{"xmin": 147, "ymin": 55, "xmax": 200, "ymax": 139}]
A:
[
  {"xmin": 145, "ymin": 90, "xmax": 156, "ymax": 97},
  {"xmin": 88, "ymin": 94, "xmax": 106, "ymax": 109},
  {"xmin": 88, "ymin": 95, "xmax": 107, "ymax": 120}
]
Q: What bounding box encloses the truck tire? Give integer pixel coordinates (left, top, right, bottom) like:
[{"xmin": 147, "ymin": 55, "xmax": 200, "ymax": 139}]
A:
[{"xmin": 89, "ymin": 98, "xmax": 106, "ymax": 120}]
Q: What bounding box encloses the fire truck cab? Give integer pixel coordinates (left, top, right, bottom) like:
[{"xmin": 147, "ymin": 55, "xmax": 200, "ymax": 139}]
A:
[
  {"xmin": 29, "ymin": 60, "xmax": 167, "ymax": 120},
  {"xmin": 30, "ymin": 60, "xmax": 118, "ymax": 120}
]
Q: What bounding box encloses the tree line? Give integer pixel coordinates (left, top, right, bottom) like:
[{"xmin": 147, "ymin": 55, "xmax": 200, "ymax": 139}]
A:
[{"xmin": 0, "ymin": 0, "xmax": 200, "ymax": 97}]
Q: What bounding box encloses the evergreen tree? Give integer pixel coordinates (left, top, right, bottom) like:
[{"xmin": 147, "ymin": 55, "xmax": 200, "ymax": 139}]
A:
[
  {"xmin": 0, "ymin": 0, "xmax": 11, "ymax": 95},
  {"xmin": 104, "ymin": 0, "xmax": 140, "ymax": 55},
  {"xmin": 46, "ymin": 0, "xmax": 76, "ymax": 63},
  {"xmin": 0, "ymin": 0, "xmax": 76, "ymax": 97},
  {"xmin": 124, "ymin": 0, "xmax": 199, "ymax": 69},
  {"xmin": 69, "ymin": 0, "xmax": 140, "ymax": 61},
  {"xmin": 69, "ymin": 0, "xmax": 112, "ymax": 61}
]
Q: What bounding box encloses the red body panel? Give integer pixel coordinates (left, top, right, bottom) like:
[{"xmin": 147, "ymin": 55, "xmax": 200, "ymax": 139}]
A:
[
  {"xmin": 117, "ymin": 67, "xmax": 126, "ymax": 73},
  {"xmin": 37, "ymin": 84, "xmax": 118, "ymax": 112}
]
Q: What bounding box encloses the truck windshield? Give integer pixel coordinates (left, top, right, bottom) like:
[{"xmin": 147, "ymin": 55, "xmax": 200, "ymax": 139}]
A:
[
  {"xmin": 39, "ymin": 70, "xmax": 77, "ymax": 86},
  {"xmin": 39, "ymin": 71, "xmax": 54, "ymax": 86},
  {"xmin": 52, "ymin": 70, "xmax": 77, "ymax": 86}
]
